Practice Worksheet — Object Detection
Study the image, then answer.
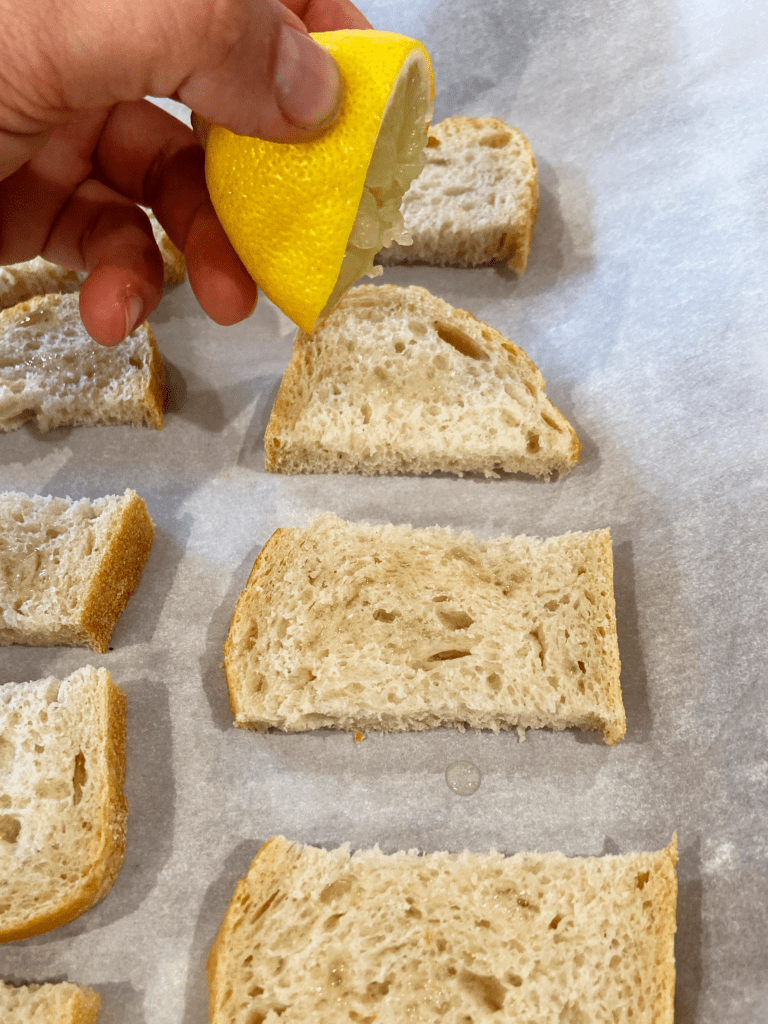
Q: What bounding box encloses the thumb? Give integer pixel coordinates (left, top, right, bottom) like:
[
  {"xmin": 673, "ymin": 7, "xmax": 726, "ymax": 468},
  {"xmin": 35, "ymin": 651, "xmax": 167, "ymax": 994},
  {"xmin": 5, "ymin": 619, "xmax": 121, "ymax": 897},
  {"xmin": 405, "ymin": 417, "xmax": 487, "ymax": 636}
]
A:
[{"xmin": 174, "ymin": 0, "xmax": 343, "ymax": 142}]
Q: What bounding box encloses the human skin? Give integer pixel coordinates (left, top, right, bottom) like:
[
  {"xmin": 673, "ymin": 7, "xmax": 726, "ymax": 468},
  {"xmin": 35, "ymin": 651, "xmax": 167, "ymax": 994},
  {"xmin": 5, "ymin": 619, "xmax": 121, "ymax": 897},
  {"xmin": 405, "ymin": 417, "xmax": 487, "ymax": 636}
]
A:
[{"xmin": 0, "ymin": 0, "xmax": 371, "ymax": 344}]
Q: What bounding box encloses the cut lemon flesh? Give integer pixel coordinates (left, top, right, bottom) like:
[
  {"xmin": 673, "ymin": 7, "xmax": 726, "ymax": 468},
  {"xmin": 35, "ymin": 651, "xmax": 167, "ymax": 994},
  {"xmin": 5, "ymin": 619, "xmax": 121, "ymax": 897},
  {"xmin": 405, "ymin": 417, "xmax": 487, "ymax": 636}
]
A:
[{"xmin": 204, "ymin": 30, "xmax": 433, "ymax": 333}]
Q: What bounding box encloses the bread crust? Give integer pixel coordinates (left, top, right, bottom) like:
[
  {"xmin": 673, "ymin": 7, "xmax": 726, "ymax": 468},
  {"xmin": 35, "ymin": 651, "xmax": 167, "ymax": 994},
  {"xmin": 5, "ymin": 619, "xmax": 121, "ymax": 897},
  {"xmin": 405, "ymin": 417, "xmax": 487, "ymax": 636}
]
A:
[
  {"xmin": 0, "ymin": 668, "xmax": 128, "ymax": 943},
  {"xmin": 78, "ymin": 490, "xmax": 156, "ymax": 652}
]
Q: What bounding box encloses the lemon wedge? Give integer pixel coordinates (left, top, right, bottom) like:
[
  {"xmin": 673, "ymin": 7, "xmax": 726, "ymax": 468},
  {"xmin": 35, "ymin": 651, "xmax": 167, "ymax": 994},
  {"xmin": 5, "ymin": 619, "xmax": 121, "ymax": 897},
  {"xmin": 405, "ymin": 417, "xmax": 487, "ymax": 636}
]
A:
[{"xmin": 203, "ymin": 30, "xmax": 434, "ymax": 333}]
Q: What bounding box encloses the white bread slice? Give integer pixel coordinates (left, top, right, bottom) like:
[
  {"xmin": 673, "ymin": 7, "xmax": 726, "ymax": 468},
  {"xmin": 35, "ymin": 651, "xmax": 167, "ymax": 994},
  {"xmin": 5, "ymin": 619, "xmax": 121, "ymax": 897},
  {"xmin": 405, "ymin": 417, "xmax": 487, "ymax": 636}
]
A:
[
  {"xmin": 0, "ymin": 667, "xmax": 127, "ymax": 943},
  {"xmin": 265, "ymin": 285, "xmax": 580, "ymax": 479},
  {"xmin": 0, "ymin": 980, "xmax": 100, "ymax": 1022},
  {"xmin": 378, "ymin": 116, "xmax": 539, "ymax": 273},
  {"xmin": 207, "ymin": 834, "xmax": 678, "ymax": 1024},
  {"xmin": 0, "ymin": 292, "xmax": 165, "ymax": 431},
  {"xmin": 0, "ymin": 489, "xmax": 154, "ymax": 653},
  {"xmin": 224, "ymin": 515, "xmax": 625, "ymax": 744},
  {"xmin": 0, "ymin": 208, "xmax": 185, "ymax": 310}
]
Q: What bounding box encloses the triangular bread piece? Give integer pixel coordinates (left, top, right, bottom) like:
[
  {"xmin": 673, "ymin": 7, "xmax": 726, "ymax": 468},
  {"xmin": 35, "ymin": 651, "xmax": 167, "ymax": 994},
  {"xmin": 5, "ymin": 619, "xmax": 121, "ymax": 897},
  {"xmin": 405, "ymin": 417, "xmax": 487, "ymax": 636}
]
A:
[
  {"xmin": 378, "ymin": 115, "xmax": 539, "ymax": 273},
  {"xmin": 0, "ymin": 667, "xmax": 127, "ymax": 942},
  {"xmin": 208, "ymin": 835, "xmax": 677, "ymax": 1024},
  {"xmin": 265, "ymin": 285, "xmax": 579, "ymax": 478},
  {"xmin": 224, "ymin": 515, "xmax": 625, "ymax": 744}
]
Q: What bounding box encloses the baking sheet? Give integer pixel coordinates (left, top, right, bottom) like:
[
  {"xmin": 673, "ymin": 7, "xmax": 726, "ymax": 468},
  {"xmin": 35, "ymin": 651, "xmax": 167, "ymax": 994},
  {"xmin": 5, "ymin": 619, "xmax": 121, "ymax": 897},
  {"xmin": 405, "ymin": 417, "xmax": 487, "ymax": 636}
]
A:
[{"xmin": 1, "ymin": 0, "xmax": 767, "ymax": 1020}]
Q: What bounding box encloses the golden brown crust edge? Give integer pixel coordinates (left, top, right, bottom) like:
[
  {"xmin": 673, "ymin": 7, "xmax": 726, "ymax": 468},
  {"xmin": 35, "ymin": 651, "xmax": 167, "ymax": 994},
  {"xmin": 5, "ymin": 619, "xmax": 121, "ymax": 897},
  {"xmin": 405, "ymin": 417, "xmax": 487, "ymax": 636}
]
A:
[
  {"xmin": 264, "ymin": 334, "xmax": 309, "ymax": 472},
  {"xmin": 78, "ymin": 490, "xmax": 155, "ymax": 653},
  {"xmin": 142, "ymin": 324, "xmax": 166, "ymax": 429},
  {"xmin": 591, "ymin": 528, "xmax": 625, "ymax": 745},
  {"xmin": 207, "ymin": 837, "xmax": 297, "ymax": 1023},
  {"xmin": 223, "ymin": 529, "xmax": 295, "ymax": 723},
  {"xmin": 0, "ymin": 670, "xmax": 128, "ymax": 943}
]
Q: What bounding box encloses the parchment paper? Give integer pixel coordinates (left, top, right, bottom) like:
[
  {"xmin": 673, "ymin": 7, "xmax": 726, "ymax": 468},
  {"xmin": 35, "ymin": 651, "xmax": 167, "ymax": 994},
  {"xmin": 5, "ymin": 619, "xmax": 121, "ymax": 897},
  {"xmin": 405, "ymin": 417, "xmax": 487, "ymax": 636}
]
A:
[{"xmin": 1, "ymin": 0, "xmax": 766, "ymax": 1020}]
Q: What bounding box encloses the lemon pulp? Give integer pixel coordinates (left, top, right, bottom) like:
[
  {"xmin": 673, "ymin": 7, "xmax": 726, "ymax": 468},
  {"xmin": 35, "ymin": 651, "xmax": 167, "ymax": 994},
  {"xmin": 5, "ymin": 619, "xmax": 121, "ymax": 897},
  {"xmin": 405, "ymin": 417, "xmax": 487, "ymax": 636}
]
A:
[{"xmin": 318, "ymin": 51, "xmax": 432, "ymax": 319}]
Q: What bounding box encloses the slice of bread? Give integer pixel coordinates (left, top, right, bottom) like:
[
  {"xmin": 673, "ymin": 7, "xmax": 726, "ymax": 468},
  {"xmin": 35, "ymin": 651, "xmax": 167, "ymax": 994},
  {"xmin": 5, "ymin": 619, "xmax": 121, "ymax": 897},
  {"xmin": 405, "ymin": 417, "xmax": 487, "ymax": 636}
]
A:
[
  {"xmin": 0, "ymin": 292, "xmax": 165, "ymax": 431},
  {"xmin": 0, "ymin": 208, "xmax": 185, "ymax": 310},
  {"xmin": 377, "ymin": 116, "xmax": 539, "ymax": 273},
  {"xmin": 0, "ymin": 489, "xmax": 154, "ymax": 653},
  {"xmin": 0, "ymin": 980, "xmax": 100, "ymax": 1022},
  {"xmin": 265, "ymin": 285, "xmax": 580, "ymax": 479},
  {"xmin": 207, "ymin": 834, "xmax": 678, "ymax": 1024},
  {"xmin": 0, "ymin": 666, "xmax": 127, "ymax": 943},
  {"xmin": 224, "ymin": 515, "xmax": 625, "ymax": 744}
]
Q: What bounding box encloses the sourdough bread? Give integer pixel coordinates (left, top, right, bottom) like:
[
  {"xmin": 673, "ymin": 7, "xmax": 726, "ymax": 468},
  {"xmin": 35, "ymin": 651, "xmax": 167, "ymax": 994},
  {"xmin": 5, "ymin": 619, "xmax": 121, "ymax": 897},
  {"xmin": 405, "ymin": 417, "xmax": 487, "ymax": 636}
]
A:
[
  {"xmin": 0, "ymin": 292, "xmax": 165, "ymax": 431},
  {"xmin": 207, "ymin": 834, "xmax": 677, "ymax": 1024},
  {"xmin": 0, "ymin": 667, "xmax": 127, "ymax": 943},
  {"xmin": 378, "ymin": 116, "xmax": 539, "ymax": 272},
  {"xmin": 265, "ymin": 285, "xmax": 580, "ymax": 479},
  {"xmin": 0, "ymin": 208, "xmax": 184, "ymax": 310},
  {"xmin": 224, "ymin": 515, "xmax": 625, "ymax": 743},
  {"xmin": 0, "ymin": 980, "xmax": 100, "ymax": 1022},
  {"xmin": 0, "ymin": 489, "xmax": 154, "ymax": 653}
]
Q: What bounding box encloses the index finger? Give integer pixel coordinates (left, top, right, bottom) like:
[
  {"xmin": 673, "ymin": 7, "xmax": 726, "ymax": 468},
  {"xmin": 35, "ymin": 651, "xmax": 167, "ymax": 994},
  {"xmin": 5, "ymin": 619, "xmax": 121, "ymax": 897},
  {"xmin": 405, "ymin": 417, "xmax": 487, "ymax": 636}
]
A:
[{"xmin": 93, "ymin": 99, "xmax": 257, "ymax": 326}]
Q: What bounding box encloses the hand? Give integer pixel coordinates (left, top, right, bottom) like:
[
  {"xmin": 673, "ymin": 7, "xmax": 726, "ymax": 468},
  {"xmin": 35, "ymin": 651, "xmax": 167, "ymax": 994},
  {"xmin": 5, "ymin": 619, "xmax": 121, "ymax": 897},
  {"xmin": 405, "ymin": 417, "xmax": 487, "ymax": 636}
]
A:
[{"xmin": 0, "ymin": 0, "xmax": 372, "ymax": 344}]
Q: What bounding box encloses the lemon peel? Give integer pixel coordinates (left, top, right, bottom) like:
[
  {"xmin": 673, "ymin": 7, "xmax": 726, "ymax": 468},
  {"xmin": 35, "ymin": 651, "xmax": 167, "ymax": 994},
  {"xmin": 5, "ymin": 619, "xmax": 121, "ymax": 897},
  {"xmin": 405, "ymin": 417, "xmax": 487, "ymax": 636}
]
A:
[{"xmin": 204, "ymin": 30, "xmax": 434, "ymax": 333}]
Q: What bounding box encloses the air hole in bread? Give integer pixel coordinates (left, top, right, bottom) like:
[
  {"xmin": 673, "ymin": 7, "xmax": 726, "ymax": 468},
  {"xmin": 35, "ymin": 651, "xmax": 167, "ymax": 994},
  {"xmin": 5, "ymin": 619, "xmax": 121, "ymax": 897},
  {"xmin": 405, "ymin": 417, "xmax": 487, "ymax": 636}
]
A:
[
  {"xmin": 479, "ymin": 130, "xmax": 513, "ymax": 148},
  {"xmin": 541, "ymin": 412, "xmax": 563, "ymax": 432},
  {"xmin": 426, "ymin": 135, "xmax": 441, "ymax": 148},
  {"xmin": 458, "ymin": 968, "xmax": 506, "ymax": 1012},
  {"xmin": 526, "ymin": 431, "xmax": 540, "ymax": 453},
  {"xmin": 319, "ymin": 878, "xmax": 353, "ymax": 903},
  {"xmin": 360, "ymin": 403, "xmax": 372, "ymax": 424},
  {"xmin": 636, "ymin": 871, "xmax": 650, "ymax": 890},
  {"xmin": 436, "ymin": 608, "xmax": 473, "ymax": 631},
  {"xmin": 72, "ymin": 751, "xmax": 87, "ymax": 806},
  {"xmin": 427, "ymin": 649, "xmax": 472, "ymax": 662},
  {"xmin": 323, "ymin": 912, "xmax": 345, "ymax": 931},
  {"xmin": 0, "ymin": 814, "xmax": 21, "ymax": 843},
  {"xmin": 487, "ymin": 672, "xmax": 502, "ymax": 693},
  {"xmin": 373, "ymin": 608, "xmax": 398, "ymax": 623},
  {"xmin": 393, "ymin": 341, "xmax": 405, "ymax": 353},
  {"xmin": 443, "ymin": 185, "xmax": 471, "ymax": 196},
  {"xmin": 433, "ymin": 321, "xmax": 489, "ymax": 362}
]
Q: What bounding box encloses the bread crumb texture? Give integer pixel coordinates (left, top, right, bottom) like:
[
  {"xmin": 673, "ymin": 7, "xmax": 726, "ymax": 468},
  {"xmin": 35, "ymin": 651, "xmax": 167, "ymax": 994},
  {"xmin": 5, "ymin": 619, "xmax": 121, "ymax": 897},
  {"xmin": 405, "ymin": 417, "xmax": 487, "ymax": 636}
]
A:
[
  {"xmin": 265, "ymin": 285, "xmax": 580, "ymax": 479},
  {"xmin": 0, "ymin": 292, "xmax": 165, "ymax": 432},
  {"xmin": 207, "ymin": 835, "xmax": 677, "ymax": 1024},
  {"xmin": 0, "ymin": 667, "xmax": 127, "ymax": 942},
  {"xmin": 224, "ymin": 515, "xmax": 625, "ymax": 743},
  {"xmin": 378, "ymin": 116, "xmax": 539, "ymax": 272},
  {"xmin": 0, "ymin": 979, "xmax": 100, "ymax": 1023},
  {"xmin": 0, "ymin": 490, "xmax": 155, "ymax": 652}
]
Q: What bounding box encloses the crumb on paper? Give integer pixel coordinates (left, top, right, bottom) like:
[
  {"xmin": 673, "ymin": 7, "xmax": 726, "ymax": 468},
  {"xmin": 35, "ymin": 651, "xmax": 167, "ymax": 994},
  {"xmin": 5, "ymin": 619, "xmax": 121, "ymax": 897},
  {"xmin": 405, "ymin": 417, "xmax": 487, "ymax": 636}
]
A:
[
  {"xmin": 354, "ymin": 731, "xmax": 366, "ymax": 744},
  {"xmin": 517, "ymin": 725, "xmax": 526, "ymax": 742}
]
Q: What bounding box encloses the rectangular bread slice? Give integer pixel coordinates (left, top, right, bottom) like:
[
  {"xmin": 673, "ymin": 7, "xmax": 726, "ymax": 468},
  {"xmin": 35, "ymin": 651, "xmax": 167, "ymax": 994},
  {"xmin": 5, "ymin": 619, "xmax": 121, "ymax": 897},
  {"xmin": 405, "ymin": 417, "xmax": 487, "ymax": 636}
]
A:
[
  {"xmin": 0, "ymin": 208, "xmax": 184, "ymax": 310},
  {"xmin": 0, "ymin": 980, "xmax": 100, "ymax": 1023},
  {"xmin": 0, "ymin": 292, "xmax": 165, "ymax": 431},
  {"xmin": 0, "ymin": 489, "xmax": 154, "ymax": 653},
  {"xmin": 0, "ymin": 667, "xmax": 127, "ymax": 943},
  {"xmin": 378, "ymin": 116, "xmax": 539, "ymax": 273},
  {"xmin": 207, "ymin": 834, "xmax": 678, "ymax": 1024},
  {"xmin": 265, "ymin": 284, "xmax": 580, "ymax": 479},
  {"xmin": 223, "ymin": 515, "xmax": 625, "ymax": 744}
]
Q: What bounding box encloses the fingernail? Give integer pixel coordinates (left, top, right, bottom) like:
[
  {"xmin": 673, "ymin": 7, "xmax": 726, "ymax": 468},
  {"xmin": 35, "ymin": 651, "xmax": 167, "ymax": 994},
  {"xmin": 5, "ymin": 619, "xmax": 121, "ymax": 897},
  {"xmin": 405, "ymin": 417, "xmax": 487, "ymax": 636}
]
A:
[
  {"xmin": 125, "ymin": 294, "xmax": 144, "ymax": 338},
  {"xmin": 275, "ymin": 25, "xmax": 342, "ymax": 129}
]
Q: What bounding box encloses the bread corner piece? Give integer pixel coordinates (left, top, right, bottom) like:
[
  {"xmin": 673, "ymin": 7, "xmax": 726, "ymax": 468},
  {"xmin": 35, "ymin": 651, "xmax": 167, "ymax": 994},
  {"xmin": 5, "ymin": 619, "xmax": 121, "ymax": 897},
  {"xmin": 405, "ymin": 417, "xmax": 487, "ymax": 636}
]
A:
[
  {"xmin": 223, "ymin": 514, "xmax": 625, "ymax": 744},
  {"xmin": 0, "ymin": 292, "xmax": 165, "ymax": 432},
  {"xmin": 378, "ymin": 115, "xmax": 539, "ymax": 273},
  {"xmin": 0, "ymin": 666, "xmax": 127, "ymax": 943},
  {"xmin": 0, "ymin": 979, "xmax": 100, "ymax": 1023},
  {"xmin": 0, "ymin": 489, "xmax": 155, "ymax": 653},
  {"xmin": 208, "ymin": 834, "xmax": 677, "ymax": 1024},
  {"xmin": 265, "ymin": 284, "xmax": 580, "ymax": 479}
]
